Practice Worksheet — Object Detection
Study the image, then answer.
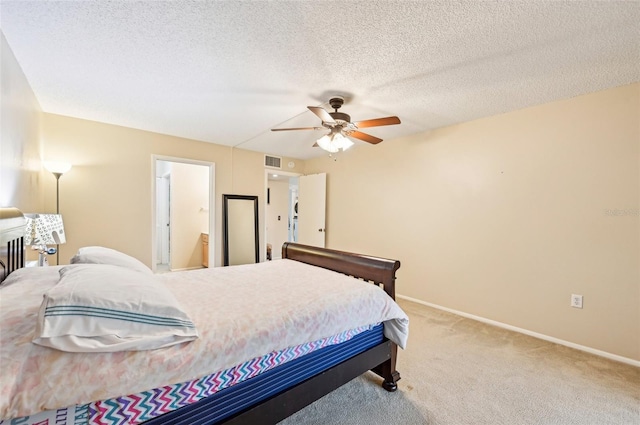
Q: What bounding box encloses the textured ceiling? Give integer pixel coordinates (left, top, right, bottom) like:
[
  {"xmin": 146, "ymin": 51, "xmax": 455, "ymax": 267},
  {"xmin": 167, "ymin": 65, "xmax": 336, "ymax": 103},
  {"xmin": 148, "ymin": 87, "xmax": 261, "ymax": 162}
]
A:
[{"xmin": 1, "ymin": 1, "xmax": 639, "ymax": 160}]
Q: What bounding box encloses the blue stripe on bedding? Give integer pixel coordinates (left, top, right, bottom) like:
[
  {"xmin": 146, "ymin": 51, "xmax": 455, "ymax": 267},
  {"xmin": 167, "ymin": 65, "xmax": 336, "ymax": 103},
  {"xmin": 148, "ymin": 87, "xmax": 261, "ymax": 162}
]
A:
[
  {"xmin": 44, "ymin": 305, "xmax": 195, "ymax": 328},
  {"xmin": 143, "ymin": 323, "xmax": 385, "ymax": 425}
]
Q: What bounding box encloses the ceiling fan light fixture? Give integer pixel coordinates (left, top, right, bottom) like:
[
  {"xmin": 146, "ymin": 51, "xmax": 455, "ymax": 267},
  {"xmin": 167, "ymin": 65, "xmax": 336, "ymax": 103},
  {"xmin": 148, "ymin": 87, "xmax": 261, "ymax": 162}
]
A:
[
  {"xmin": 316, "ymin": 134, "xmax": 339, "ymax": 153},
  {"xmin": 316, "ymin": 132, "xmax": 353, "ymax": 153}
]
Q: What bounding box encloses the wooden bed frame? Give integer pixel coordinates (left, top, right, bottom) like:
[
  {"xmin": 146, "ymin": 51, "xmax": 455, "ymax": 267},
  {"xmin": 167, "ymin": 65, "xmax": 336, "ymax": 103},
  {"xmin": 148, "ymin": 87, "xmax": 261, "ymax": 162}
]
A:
[
  {"xmin": 221, "ymin": 242, "xmax": 403, "ymax": 421},
  {"xmin": 0, "ymin": 207, "xmax": 402, "ymax": 425},
  {"xmin": 0, "ymin": 207, "xmax": 26, "ymax": 283}
]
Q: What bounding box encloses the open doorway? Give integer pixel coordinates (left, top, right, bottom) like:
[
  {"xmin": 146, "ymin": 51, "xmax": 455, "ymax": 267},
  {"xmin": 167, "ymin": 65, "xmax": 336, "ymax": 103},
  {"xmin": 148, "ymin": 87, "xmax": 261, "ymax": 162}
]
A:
[
  {"xmin": 265, "ymin": 170, "xmax": 301, "ymax": 260},
  {"xmin": 152, "ymin": 156, "xmax": 215, "ymax": 272}
]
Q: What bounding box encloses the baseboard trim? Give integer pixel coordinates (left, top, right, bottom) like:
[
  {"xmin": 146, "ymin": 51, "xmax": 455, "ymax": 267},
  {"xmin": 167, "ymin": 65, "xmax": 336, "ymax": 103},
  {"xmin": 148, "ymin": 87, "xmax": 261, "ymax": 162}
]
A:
[
  {"xmin": 168, "ymin": 266, "xmax": 203, "ymax": 272},
  {"xmin": 397, "ymin": 294, "xmax": 640, "ymax": 368}
]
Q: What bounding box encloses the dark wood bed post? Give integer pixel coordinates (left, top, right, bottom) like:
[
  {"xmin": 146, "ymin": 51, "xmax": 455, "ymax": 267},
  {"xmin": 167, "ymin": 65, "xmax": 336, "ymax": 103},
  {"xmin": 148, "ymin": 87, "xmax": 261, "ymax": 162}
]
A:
[
  {"xmin": 372, "ymin": 259, "xmax": 401, "ymax": 392},
  {"xmin": 282, "ymin": 242, "xmax": 402, "ymax": 392}
]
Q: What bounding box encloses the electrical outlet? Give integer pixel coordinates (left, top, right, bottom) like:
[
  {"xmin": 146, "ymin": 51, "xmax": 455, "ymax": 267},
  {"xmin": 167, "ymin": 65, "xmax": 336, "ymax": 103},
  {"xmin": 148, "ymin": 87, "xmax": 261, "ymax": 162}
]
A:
[{"xmin": 571, "ymin": 294, "xmax": 583, "ymax": 309}]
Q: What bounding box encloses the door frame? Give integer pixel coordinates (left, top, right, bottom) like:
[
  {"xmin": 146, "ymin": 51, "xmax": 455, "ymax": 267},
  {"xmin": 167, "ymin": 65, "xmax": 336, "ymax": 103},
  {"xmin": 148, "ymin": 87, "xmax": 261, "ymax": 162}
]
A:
[
  {"xmin": 151, "ymin": 155, "xmax": 216, "ymax": 272},
  {"xmin": 264, "ymin": 169, "xmax": 301, "ymax": 261}
]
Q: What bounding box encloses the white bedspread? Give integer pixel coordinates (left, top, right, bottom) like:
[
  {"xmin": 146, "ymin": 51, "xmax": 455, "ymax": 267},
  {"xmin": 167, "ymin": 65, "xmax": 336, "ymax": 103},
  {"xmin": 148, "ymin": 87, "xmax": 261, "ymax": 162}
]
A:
[{"xmin": 0, "ymin": 259, "xmax": 408, "ymax": 420}]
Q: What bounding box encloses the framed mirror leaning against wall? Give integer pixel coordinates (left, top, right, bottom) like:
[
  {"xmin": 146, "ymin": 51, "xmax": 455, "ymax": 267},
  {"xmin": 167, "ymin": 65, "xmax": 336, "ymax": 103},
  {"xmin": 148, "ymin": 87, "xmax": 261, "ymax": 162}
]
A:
[{"xmin": 223, "ymin": 194, "xmax": 259, "ymax": 266}]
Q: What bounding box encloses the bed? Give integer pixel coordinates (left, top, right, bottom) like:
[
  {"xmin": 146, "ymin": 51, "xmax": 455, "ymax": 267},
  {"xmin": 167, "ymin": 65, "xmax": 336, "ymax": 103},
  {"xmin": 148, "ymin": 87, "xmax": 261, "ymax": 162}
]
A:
[{"xmin": 0, "ymin": 207, "xmax": 408, "ymax": 425}]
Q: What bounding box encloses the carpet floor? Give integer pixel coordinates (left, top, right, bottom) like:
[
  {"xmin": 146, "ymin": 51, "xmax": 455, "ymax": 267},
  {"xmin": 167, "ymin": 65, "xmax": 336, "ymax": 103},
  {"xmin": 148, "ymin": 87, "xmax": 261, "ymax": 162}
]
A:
[{"xmin": 278, "ymin": 299, "xmax": 639, "ymax": 425}]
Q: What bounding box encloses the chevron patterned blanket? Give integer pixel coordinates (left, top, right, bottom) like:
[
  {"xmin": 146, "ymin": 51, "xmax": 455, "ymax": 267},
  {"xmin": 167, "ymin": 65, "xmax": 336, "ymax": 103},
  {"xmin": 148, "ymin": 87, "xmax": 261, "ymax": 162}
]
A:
[{"xmin": 1, "ymin": 260, "xmax": 409, "ymax": 423}]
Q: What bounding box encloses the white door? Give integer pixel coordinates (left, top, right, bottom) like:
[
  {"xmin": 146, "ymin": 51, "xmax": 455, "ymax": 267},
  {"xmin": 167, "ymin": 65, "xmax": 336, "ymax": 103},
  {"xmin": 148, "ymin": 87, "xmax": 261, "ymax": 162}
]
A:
[
  {"xmin": 156, "ymin": 175, "xmax": 170, "ymax": 265},
  {"xmin": 297, "ymin": 173, "xmax": 326, "ymax": 247}
]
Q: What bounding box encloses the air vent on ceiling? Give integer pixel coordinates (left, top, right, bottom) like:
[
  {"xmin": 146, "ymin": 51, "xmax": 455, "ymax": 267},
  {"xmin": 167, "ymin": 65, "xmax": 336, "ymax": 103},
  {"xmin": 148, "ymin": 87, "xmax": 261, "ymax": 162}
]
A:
[{"xmin": 264, "ymin": 155, "xmax": 282, "ymax": 169}]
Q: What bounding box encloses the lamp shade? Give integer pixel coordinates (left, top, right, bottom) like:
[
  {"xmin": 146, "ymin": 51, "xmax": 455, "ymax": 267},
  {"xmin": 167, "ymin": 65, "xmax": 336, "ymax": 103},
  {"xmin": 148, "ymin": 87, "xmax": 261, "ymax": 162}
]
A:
[
  {"xmin": 316, "ymin": 132, "xmax": 354, "ymax": 153},
  {"xmin": 44, "ymin": 162, "xmax": 72, "ymax": 174},
  {"xmin": 316, "ymin": 134, "xmax": 339, "ymax": 153},
  {"xmin": 24, "ymin": 214, "xmax": 66, "ymax": 246},
  {"xmin": 333, "ymin": 133, "xmax": 354, "ymax": 151}
]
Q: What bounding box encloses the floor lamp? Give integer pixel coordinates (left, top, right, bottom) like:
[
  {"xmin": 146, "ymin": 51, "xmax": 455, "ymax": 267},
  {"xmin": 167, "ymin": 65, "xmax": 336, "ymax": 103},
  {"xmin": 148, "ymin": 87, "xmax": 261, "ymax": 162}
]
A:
[{"xmin": 44, "ymin": 161, "xmax": 72, "ymax": 265}]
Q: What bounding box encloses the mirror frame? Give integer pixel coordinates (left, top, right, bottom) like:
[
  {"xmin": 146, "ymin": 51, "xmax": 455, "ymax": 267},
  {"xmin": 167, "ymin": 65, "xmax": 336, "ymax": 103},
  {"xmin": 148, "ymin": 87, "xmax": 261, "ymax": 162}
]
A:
[{"xmin": 222, "ymin": 194, "xmax": 259, "ymax": 266}]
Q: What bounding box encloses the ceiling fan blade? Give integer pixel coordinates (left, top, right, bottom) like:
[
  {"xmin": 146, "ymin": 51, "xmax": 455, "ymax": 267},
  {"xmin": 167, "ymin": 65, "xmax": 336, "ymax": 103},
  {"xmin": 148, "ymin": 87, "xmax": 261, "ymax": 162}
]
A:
[
  {"xmin": 349, "ymin": 130, "xmax": 383, "ymax": 144},
  {"xmin": 308, "ymin": 106, "xmax": 336, "ymax": 124},
  {"xmin": 312, "ymin": 142, "xmax": 319, "ymax": 147},
  {"xmin": 353, "ymin": 116, "xmax": 401, "ymax": 129},
  {"xmin": 271, "ymin": 127, "xmax": 325, "ymax": 131}
]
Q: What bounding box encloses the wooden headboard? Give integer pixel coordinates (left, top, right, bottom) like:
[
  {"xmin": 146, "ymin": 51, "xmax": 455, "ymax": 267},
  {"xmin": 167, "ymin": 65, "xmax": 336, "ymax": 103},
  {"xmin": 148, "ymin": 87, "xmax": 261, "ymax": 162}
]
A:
[{"xmin": 0, "ymin": 207, "xmax": 26, "ymax": 283}]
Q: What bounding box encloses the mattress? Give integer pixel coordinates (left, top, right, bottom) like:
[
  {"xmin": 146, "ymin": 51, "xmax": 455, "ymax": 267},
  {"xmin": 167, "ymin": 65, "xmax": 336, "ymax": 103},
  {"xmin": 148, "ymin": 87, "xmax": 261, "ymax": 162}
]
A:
[
  {"xmin": 1, "ymin": 260, "xmax": 409, "ymax": 421},
  {"xmin": 2, "ymin": 324, "xmax": 384, "ymax": 425}
]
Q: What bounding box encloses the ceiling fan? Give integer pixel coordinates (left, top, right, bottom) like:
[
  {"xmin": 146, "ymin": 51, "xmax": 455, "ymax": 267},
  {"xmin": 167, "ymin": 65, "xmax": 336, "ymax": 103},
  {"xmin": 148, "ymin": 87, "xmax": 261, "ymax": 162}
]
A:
[{"xmin": 271, "ymin": 97, "xmax": 401, "ymax": 153}]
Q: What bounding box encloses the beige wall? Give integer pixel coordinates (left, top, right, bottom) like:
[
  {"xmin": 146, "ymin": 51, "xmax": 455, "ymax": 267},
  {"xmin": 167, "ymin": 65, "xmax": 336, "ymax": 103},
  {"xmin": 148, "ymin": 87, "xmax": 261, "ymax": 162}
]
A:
[
  {"xmin": 0, "ymin": 32, "xmax": 44, "ymax": 212},
  {"xmin": 306, "ymin": 83, "xmax": 640, "ymax": 361},
  {"xmin": 228, "ymin": 148, "xmax": 305, "ymax": 260},
  {"xmin": 170, "ymin": 162, "xmax": 209, "ymax": 270},
  {"xmin": 40, "ymin": 113, "xmax": 304, "ymax": 268},
  {"xmin": 228, "ymin": 148, "xmax": 267, "ymax": 262}
]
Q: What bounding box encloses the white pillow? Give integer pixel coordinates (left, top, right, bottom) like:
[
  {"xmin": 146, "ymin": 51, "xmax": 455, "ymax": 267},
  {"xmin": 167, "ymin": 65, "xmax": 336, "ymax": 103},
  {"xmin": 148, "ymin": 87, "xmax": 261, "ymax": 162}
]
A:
[
  {"xmin": 33, "ymin": 264, "xmax": 198, "ymax": 352},
  {"xmin": 70, "ymin": 246, "xmax": 152, "ymax": 275}
]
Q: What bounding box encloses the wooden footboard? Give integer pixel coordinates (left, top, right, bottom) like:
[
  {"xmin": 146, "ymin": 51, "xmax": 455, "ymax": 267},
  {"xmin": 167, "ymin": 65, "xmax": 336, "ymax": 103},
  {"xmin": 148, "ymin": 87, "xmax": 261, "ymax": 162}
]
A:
[
  {"xmin": 282, "ymin": 242, "xmax": 401, "ymax": 299},
  {"xmin": 282, "ymin": 242, "xmax": 402, "ymax": 391}
]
